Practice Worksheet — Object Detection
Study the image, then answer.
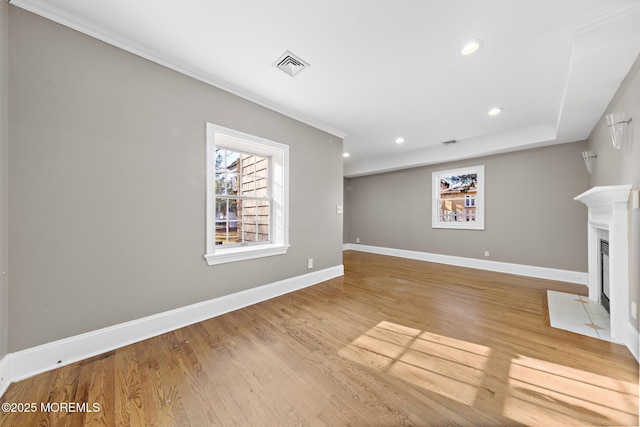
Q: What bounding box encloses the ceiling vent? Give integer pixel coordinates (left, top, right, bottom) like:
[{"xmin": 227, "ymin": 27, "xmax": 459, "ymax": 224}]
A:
[
  {"xmin": 274, "ymin": 50, "xmax": 310, "ymax": 77},
  {"xmin": 442, "ymin": 139, "xmax": 458, "ymax": 145}
]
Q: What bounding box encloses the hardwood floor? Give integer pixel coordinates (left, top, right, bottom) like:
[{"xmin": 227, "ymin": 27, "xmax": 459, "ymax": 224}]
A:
[{"xmin": 1, "ymin": 250, "xmax": 638, "ymax": 426}]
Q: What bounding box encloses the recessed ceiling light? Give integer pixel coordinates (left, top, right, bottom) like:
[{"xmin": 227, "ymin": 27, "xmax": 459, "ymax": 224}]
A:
[
  {"xmin": 461, "ymin": 40, "xmax": 481, "ymax": 56},
  {"xmin": 343, "ymin": 152, "xmax": 350, "ymax": 158},
  {"xmin": 395, "ymin": 137, "xmax": 405, "ymax": 144},
  {"xmin": 488, "ymin": 107, "xmax": 502, "ymax": 116}
]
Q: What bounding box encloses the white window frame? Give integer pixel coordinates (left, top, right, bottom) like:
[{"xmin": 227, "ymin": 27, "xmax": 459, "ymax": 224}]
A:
[
  {"xmin": 205, "ymin": 123, "xmax": 289, "ymax": 265},
  {"xmin": 432, "ymin": 165, "xmax": 484, "ymax": 230}
]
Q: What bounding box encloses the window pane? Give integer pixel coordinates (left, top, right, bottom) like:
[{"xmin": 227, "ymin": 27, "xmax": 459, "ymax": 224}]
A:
[
  {"xmin": 214, "ymin": 221, "xmax": 239, "ymax": 245},
  {"xmin": 242, "ymin": 221, "xmax": 256, "ymax": 242},
  {"xmin": 241, "ymin": 154, "xmax": 255, "ymax": 174},
  {"xmin": 439, "ymin": 174, "xmax": 478, "ymax": 196},
  {"xmin": 225, "ymin": 150, "xmax": 239, "ymax": 171},
  {"xmin": 237, "ymin": 154, "xmax": 269, "ymax": 198},
  {"xmin": 214, "ymin": 217, "xmax": 226, "ymax": 245},
  {"xmin": 226, "ymin": 226, "xmax": 240, "ymax": 245},
  {"xmin": 257, "ymin": 201, "xmax": 270, "ymax": 220},
  {"xmin": 255, "ymin": 178, "xmax": 268, "ymax": 197},
  {"xmin": 215, "ymin": 149, "xmax": 240, "ymax": 172},
  {"xmin": 215, "ymin": 173, "xmax": 225, "ymax": 195},
  {"xmin": 240, "ymin": 198, "xmax": 256, "ymax": 219},
  {"xmin": 215, "ymin": 173, "xmax": 239, "ymax": 195},
  {"xmin": 240, "ymin": 175, "xmax": 256, "ymax": 196},
  {"xmin": 255, "ymin": 158, "xmax": 269, "ymax": 178},
  {"xmin": 236, "ymin": 199, "xmax": 270, "ymax": 243},
  {"xmin": 257, "ymin": 220, "xmax": 270, "ymax": 242},
  {"xmin": 214, "ymin": 149, "xmax": 225, "ymax": 172},
  {"xmin": 239, "ymin": 220, "xmax": 270, "ymax": 243},
  {"xmin": 214, "ymin": 197, "xmax": 240, "ymax": 245},
  {"xmin": 227, "ymin": 174, "xmax": 239, "ymax": 195},
  {"xmin": 438, "ymin": 199, "xmax": 477, "ymax": 223},
  {"xmin": 215, "ymin": 199, "xmax": 227, "ymax": 220}
]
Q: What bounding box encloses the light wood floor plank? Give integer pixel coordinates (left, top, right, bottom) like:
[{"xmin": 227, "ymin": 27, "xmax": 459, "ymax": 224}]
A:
[{"xmin": 1, "ymin": 250, "xmax": 637, "ymax": 426}]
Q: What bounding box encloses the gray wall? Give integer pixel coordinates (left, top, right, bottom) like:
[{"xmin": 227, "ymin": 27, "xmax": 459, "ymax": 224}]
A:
[
  {"xmin": 588, "ymin": 54, "xmax": 640, "ymax": 188},
  {"xmin": 0, "ymin": 0, "xmax": 8, "ymax": 360},
  {"xmin": 586, "ymin": 53, "xmax": 640, "ymax": 331},
  {"xmin": 345, "ymin": 141, "xmax": 589, "ymax": 272},
  {"xmin": 8, "ymin": 7, "xmax": 343, "ymax": 352}
]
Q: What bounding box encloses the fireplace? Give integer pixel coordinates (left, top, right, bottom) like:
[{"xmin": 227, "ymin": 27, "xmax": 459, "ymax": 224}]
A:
[
  {"xmin": 575, "ymin": 185, "xmax": 631, "ymax": 344},
  {"xmin": 600, "ymin": 238, "xmax": 610, "ymax": 313}
]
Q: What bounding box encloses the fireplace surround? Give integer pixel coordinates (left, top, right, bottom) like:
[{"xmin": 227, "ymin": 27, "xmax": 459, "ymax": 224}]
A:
[{"xmin": 575, "ymin": 185, "xmax": 631, "ymax": 344}]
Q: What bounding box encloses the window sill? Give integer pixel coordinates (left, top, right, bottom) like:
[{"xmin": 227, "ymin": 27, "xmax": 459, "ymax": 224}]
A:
[
  {"xmin": 432, "ymin": 223, "xmax": 484, "ymax": 230},
  {"xmin": 204, "ymin": 243, "xmax": 290, "ymax": 266}
]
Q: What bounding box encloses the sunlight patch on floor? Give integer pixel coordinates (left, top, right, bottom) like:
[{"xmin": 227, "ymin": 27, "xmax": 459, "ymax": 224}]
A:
[
  {"xmin": 504, "ymin": 354, "xmax": 638, "ymax": 426},
  {"xmin": 339, "ymin": 320, "xmax": 638, "ymax": 426},
  {"xmin": 339, "ymin": 321, "xmax": 490, "ymax": 406}
]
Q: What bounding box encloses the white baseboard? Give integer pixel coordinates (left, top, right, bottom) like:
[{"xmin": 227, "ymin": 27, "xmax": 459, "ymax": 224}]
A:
[
  {"xmin": 0, "ymin": 355, "xmax": 9, "ymax": 397},
  {"xmin": 343, "ymin": 243, "xmax": 588, "ymax": 285},
  {"xmin": 625, "ymin": 323, "xmax": 640, "ymax": 363},
  {"xmin": 5, "ymin": 265, "xmax": 344, "ymax": 387}
]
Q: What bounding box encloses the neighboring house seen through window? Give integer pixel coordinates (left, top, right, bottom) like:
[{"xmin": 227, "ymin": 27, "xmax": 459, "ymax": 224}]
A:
[
  {"xmin": 214, "ymin": 148, "xmax": 270, "ymax": 246},
  {"xmin": 205, "ymin": 123, "xmax": 289, "ymax": 265}
]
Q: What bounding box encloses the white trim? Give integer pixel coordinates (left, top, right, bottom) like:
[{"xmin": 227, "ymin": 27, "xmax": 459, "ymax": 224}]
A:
[
  {"xmin": 625, "ymin": 323, "xmax": 640, "ymax": 362},
  {"xmin": 3, "ymin": 265, "xmax": 343, "ymax": 386},
  {"xmin": 9, "ymin": 0, "xmax": 347, "ymax": 140},
  {"xmin": 343, "ymin": 244, "xmax": 587, "ymax": 284},
  {"xmin": 0, "ymin": 355, "xmax": 9, "ymax": 397},
  {"xmin": 204, "ymin": 244, "xmax": 290, "ymax": 266}
]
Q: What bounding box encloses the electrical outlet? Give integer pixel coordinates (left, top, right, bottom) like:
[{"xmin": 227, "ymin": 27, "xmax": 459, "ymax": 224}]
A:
[
  {"xmin": 484, "ymin": 250, "xmax": 490, "ymax": 257},
  {"xmin": 307, "ymin": 258, "xmax": 313, "ymax": 269},
  {"xmin": 336, "ymin": 205, "xmax": 343, "ymax": 214},
  {"xmin": 356, "ymin": 237, "xmax": 360, "ymax": 244},
  {"xmin": 632, "ymin": 302, "xmax": 637, "ymax": 320}
]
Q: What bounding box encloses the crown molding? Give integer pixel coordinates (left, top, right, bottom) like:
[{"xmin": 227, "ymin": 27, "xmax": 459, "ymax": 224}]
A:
[
  {"xmin": 9, "ymin": 0, "xmax": 347, "ymax": 139},
  {"xmin": 568, "ymin": 1, "xmax": 640, "ymax": 35}
]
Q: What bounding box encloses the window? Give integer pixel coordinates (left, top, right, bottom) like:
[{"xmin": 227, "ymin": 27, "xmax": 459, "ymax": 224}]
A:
[
  {"xmin": 432, "ymin": 165, "xmax": 484, "ymax": 230},
  {"xmin": 464, "ymin": 195, "xmax": 476, "ymax": 208},
  {"xmin": 205, "ymin": 123, "xmax": 289, "ymax": 265}
]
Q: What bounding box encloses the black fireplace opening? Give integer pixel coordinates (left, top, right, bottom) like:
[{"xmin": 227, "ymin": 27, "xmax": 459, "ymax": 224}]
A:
[{"xmin": 600, "ymin": 239, "xmax": 610, "ymax": 314}]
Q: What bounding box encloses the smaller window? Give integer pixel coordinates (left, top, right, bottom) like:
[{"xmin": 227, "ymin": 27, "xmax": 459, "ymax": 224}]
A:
[
  {"xmin": 432, "ymin": 165, "xmax": 484, "ymax": 230},
  {"xmin": 205, "ymin": 123, "xmax": 289, "ymax": 265}
]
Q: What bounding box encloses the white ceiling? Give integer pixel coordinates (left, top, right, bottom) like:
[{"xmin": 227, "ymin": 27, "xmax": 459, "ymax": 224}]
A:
[{"xmin": 11, "ymin": 0, "xmax": 640, "ymax": 177}]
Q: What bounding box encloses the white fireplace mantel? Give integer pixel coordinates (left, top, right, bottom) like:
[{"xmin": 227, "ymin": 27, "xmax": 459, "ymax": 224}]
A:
[{"xmin": 575, "ymin": 185, "xmax": 631, "ymax": 344}]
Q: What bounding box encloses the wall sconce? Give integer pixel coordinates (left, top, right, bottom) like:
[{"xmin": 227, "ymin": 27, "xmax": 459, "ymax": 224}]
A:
[
  {"xmin": 606, "ymin": 112, "xmax": 632, "ymax": 149},
  {"xmin": 582, "ymin": 151, "xmax": 597, "ymax": 173}
]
